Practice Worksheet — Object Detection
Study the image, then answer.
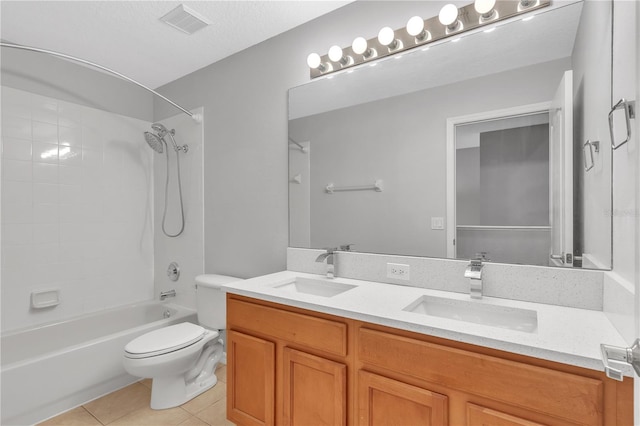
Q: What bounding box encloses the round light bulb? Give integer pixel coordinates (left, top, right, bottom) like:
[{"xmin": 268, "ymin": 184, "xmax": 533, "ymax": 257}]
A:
[
  {"xmin": 406, "ymin": 16, "xmax": 425, "ymax": 37},
  {"xmin": 328, "ymin": 45, "xmax": 343, "ymax": 62},
  {"xmin": 377, "ymin": 26, "xmax": 395, "ymax": 46},
  {"xmin": 438, "ymin": 4, "xmax": 459, "ymax": 26},
  {"xmin": 306, "ymin": 53, "xmax": 321, "ymax": 69},
  {"xmin": 352, "ymin": 37, "xmax": 368, "ymax": 55},
  {"xmin": 474, "ymin": 0, "xmax": 496, "ymax": 14}
]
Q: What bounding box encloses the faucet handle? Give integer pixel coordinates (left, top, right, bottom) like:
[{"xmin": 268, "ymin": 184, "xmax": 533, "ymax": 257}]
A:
[
  {"xmin": 323, "ymin": 247, "xmax": 337, "ymax": 253},
  {"xmin": 339, "ymin": 244, "xmax": 354, "ymax": 251}
]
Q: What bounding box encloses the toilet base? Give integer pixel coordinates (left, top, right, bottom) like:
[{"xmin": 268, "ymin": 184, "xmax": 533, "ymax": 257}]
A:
[
  {"xmin": 150, "ymin": 374, "xmax": 218, "ymax": 410},
  {"xmin": 148, "ymin": 339, "xmax": 224, "ymax": 410}
]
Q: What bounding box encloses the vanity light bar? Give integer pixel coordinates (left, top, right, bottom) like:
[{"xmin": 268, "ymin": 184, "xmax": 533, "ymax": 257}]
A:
[{"xmin": 308, "ymin": 0, "xmax": 550, "ymax": 79}]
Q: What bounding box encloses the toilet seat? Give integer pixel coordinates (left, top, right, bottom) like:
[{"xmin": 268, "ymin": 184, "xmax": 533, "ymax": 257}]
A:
[{"xmin": 125, "ymin": 322, "xmax": 207, "ymax": 359}]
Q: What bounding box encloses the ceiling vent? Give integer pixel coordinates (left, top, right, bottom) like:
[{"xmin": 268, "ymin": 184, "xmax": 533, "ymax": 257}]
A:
[{"xmin": 160, "ymin": 4, "xmax": 211, "ymax": 35}]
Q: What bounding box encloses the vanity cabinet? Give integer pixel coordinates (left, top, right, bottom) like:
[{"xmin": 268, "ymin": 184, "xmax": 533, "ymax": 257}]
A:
[
  {"xmin": 227, "ymin": 295, "xmax": 633, "ymax": 426},
  {"xmin": 227, "ymin": 296, "xmax": 350, "ymax": 426}
]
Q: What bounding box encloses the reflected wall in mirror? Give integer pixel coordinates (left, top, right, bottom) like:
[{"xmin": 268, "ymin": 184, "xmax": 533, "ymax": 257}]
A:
[{"xmin": 288, "ymin": 0, "xmax": 612, "ymax": 269}]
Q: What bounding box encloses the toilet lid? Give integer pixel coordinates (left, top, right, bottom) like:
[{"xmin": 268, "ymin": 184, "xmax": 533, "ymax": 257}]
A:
[{"xmin": 125, "ymin": 322, "xmax": 205, "ymax": 358}]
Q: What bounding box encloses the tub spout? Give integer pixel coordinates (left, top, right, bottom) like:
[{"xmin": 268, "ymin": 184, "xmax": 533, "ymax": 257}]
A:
[{"xmin": 160, "ymin": 289, "xmax": 176, "ymax": 300}]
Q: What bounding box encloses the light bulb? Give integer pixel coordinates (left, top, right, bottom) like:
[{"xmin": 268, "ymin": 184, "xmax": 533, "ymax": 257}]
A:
[
  {"xmin": 406, "ymin": 16, "xmax": 425, "ymax": 37},
  {"xmin": 306, "ymin": 53, "xmax": 321, "ymax": 69},
  {"xmin": 438, "ymin": 4, "xmax": 459, "ymax": 26},
  {"xmin": 378, "ymin": 27, "xmax": 395, "ymax": 46},
  {"xmin": 352, "ymin": 37, "xmax": 368, "ymax": 55},
  {"xmin": 474, "ymin": 0, "xmax": 496, "ymax": 15},
  {"xmin": 328, "ymin": 45, "xmax": 343, "ymax": 62}
]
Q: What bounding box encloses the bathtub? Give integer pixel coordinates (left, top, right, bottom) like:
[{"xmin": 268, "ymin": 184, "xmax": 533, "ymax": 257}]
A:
[{"xmin": 1, "ymin": 301, "xmax": 197, "ymax": 425}]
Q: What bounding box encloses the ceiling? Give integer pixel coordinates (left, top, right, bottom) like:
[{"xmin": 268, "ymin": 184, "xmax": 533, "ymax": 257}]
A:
[{"xmin": 1, "ymin": 1, "xmax": 351, "ymax": 89}]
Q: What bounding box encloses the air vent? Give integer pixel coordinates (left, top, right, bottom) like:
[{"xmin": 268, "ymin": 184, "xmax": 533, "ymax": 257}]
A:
[{"xmin": 160, "ymin": 4, "xmax": 211, "ymax": 35}]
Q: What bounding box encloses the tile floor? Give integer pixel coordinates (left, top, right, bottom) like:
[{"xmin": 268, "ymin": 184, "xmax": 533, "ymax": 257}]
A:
[{"xmin": 39, "ymin": 365, "xmax": 234, "ymax": 426}]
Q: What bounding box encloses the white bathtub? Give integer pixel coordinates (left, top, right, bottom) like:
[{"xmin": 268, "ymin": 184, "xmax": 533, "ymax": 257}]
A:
[{"xmin": 1, "ymin": 301, "xmax": 197, "ymax": 425}]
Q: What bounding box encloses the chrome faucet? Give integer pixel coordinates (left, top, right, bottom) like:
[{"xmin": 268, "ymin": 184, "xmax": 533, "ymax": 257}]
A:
[
  {"xmin": 160, "ymin": 289, "xmax": 176, "ymax": 300},
  {"xmin": 465, "ymin": 260, "xmax": 483, "ymax": 299},
  {"xmin": 316, "ymin": 248, "xmax": 336, "ymax": 279}
]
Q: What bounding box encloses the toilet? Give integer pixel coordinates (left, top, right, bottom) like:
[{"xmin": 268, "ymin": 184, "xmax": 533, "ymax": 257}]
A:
[{"xmin": 123, "ymin": 274, "xmax": 241, "ymax": 409}]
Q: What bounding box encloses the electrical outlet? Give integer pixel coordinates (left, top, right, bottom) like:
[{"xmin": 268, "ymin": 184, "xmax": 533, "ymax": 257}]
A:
[
  {"xmin": 387, "ymin": 263, "xmax": 410, "ymax": 280},
  {"xmin": 431, "ymin": 217, "xmax": 444, "ymax": 230}
]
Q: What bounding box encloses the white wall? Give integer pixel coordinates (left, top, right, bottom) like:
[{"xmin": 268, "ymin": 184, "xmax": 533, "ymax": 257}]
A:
[
  {"xmin": 153, "ymin": 108, "xmax": 205, "ymax": 310},
  {"xmin": 1, "ymin": 87, "xmax": 154, "ymax": 332}
]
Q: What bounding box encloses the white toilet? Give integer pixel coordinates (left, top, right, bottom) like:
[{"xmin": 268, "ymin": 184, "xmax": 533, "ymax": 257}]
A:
[{"xmin": 123, "ymin": 274, "xmax": 241, "ymax": 409}]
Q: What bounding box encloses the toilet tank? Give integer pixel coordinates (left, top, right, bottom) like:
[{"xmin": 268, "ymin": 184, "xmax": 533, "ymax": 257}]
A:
[{"xmin": 195, "ymin": 274, "xmax": 242, "ymax": 329}]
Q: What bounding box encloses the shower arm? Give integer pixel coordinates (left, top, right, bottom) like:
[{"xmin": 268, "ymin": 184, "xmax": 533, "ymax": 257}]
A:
[{"xmin": 0, "ymin": 42, "xmax": 202, "ymax": 124}]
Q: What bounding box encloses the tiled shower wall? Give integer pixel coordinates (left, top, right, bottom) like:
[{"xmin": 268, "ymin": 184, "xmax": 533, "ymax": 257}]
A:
[{"xmin": 1, "ymin": 86, "xmax": 154, "ymax": 332}]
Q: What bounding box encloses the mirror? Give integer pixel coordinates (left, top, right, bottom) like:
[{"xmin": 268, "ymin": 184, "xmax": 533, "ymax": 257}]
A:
[{"xmin": 288, "ymin": 1, "xmax": 612, "ymax": 269}]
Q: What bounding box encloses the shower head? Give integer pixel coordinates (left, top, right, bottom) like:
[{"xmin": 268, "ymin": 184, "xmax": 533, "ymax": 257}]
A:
[
  {"xmin": 144, "ymin": 131, "xmax": 164, "ymax": 153},
  {"xmin": 151, "ymin": 122, "xmax": 168, "ymax": 135}
]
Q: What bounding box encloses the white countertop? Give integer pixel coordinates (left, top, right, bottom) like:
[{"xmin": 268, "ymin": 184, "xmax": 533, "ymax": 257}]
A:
[{"xmin": 222, "ymin": 270, "xmax": 632, "ymax": 376}]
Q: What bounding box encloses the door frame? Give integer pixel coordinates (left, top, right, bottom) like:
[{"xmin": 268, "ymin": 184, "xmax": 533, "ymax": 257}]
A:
[{"xmin": 445, "ymin": 101, "xmax": 552, "ymax": 258}]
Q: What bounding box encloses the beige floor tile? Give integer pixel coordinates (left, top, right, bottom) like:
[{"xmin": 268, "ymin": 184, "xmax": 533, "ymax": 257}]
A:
[
  {"xmin": 140, "ymin": 378, "xmax": 153, "ymax": 389},
  {"xmin": 38, "ymin": 406, "xmax": 101, "ymax": 426},
  {"xmin": 195, "ymin": 397, "xmax": 234, "ymax": 426},
  {"xmin": 178, "ymin": 415, "xmax": 210, "ymax": 426},
  {"xmin": 107, "ymin": 406, "xmax": 191, "ymax": 426},
  {"xmin": 181, "ymin": 382, "xmax": 226, "ymax": 415},
  {"xmin": 215, "ymin": 365, "xmax": 227, "ymax": 383},
  {"xmin": 84, "ymin": 382, "xmax": 151, "ymax": 424}
]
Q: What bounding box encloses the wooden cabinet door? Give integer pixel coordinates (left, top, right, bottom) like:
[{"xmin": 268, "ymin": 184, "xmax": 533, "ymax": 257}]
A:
[
  {"xmin": 283, "ymin": 347, "xmax": 347, "ymax": 426},
  {"xmin": 227, "ymin": 330, "xmax": 275, "ymax": 426},
  {"xmin": 467, "ymin": 404, "xmax": 545, "ymax": 426},
  {"xmin": 358, "ymin": 371, "xmax": 448, "ymax": 426}
]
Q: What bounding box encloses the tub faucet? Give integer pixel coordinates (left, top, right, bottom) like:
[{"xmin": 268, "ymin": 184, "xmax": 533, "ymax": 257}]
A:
[
  {"xmin": 465, "ymin": 260, "xmax": 483, "ymax": 299},
  {"xmin": 316, "ymin": 248, "xmax": 336, "ymax": 279},
  {"xmin": 160, "ymin": 289, "xmax": 176, "ymax": 300}
]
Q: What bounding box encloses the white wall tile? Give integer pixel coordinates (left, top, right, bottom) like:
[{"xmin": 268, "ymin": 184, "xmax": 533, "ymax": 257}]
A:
[
  {"xmin": 58, "ymin": 145, "xmax": 82, "ymax": 166},
  {"xmin": 59, "ymin": 165, "xmax": 81, "ymax": 185},
  {"xmin": 3, "ymin": 159, "xmax": 32, "ymax": 182},
  {"xmin": 32, "ymin": 121, "xmax": 58, "ymax": 144},
  {"xmin": 33, "ymin": 223, "xmax": 59, "ymax": 245},
  {"xmin": 2, "ymin": 138, "xmax": 32, "ymax": 161},
  {"xmin": 59, "ymin": 184, "xmax": 81, "ymax": 205},
  {"xmin": 33, "ymin": 183, "xmax": 58, "ymax": 205},
  {"xmin": 33, "ymin": 162, "xmax": 58, "ymax": 184},
  {"xmin": 32, "ymin": 243, "xmax": 60, "ymax": 264},
  {"xmin": 33, "ymin": 203, "xmax": 59, "ymax": 224},
  {"xmin": 32, "ymin": 141, "xmax": 58, "ymax": 164},
  {"xmin": 3, "ymin": 180, "xmax": 32, "ymax": 205},
  {"xmin": 2, "ymin": 202, "xmax": 33, "ymax": 224},
  {"xmin": 59, "ymin": 126, "xmax": 82, "ymax": 147},
  {"xmin": 31, "ymin": 94, "xmax": 58, "ymax": 125},
  {"xmin": 1, "ymin": 223, "xmax": 33, "ymax": 246},
  {"xmin": 2, "ymin": 86, "xmax": 154, "ymax": 332},
  {"xmin": 2, "ymin": 116, "xmax": 32, "ymax": 140}
]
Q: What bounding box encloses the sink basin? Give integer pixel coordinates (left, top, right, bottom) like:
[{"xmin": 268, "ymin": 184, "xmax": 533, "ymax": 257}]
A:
[
  {"xmin": 403, "ymin": 295, "xmax": 538, "ymax": 332},
  {"xmin": 273, "ymin": 277, "xmax": 356, "ymax": 298}
]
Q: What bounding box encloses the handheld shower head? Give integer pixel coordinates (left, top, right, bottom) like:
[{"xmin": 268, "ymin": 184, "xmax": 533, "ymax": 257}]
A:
[
  {"xmin": 151, "ymin": 122, "xmax": 170, "ymax": 136},
  {"xmin": 144, "ymin": 131, "xmax": 164, "ymax": 153}
]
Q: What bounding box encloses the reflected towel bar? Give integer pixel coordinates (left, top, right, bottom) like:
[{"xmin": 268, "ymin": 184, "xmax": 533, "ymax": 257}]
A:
[
  {"xmin": 583, "ymin": 140, "xmax": 600, "ymax": 172},
  {"xmin": 326, "ymin": 180, "xmax": 383, "ymax": 194},
  {"xmin": 609, "ymin": 99, "xmax": 636, "ymax": 150},
  {"xmin": 288, "ymin": 137, "xmax": 308, "ymax": 153}
]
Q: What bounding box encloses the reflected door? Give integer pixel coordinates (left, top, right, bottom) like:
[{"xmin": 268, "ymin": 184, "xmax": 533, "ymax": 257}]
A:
[{"xmin": 549, "ymin": 70, "xmax": 574, "ymax": 267}]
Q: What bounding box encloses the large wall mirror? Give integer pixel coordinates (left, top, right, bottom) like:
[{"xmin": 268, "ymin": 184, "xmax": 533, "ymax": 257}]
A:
[{"xmin": 288, "ymin": 0, "xmax": 613, "ymax": 270}]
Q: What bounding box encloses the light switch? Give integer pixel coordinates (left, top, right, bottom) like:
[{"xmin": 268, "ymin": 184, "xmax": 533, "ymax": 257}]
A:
[{"xmin": 431, "ymin": 217, "xmax": 444, "ymax": 230}]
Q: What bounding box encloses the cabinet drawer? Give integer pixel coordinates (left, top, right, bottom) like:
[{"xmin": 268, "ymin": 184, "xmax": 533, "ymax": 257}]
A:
[
  {"xmin": 358, "ymin": 328, "xmax": 603, "ymax": 425},
  {"xmin": 228, "ymin": 298, "xmax": 348, "ymax": 356}
]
